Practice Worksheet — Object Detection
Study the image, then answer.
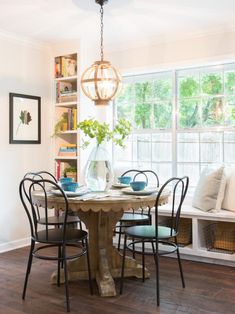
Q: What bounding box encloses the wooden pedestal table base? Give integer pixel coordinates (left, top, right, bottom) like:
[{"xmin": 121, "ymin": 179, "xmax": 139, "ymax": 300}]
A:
[
  {"xmin": 33, "ymin": 189, "xmax": 169, "ymax": 297},
  {"xmin": 50, "ymin": 210, "xmax": 150, "ymax": 297}
]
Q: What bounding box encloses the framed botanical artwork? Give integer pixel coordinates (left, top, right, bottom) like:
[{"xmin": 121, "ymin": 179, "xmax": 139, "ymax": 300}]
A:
[{"xmin": 9, "ymin": 93, "xmax": 41, "ymax": 144}]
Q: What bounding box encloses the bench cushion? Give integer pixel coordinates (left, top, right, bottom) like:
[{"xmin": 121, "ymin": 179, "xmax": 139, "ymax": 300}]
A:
[
  {"xmin": 192, "ymin": 166, "xmax": 226, "ymax": 212},
  {"xmin": 222, "ymin": 167, "xmax": 235, "ymax": 212}
]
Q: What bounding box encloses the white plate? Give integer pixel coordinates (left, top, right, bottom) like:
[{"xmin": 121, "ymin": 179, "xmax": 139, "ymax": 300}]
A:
[
  {"xmin": 112, "ymin": 183, "xmax": 130, "ymax": 188},
  {"xmin": 50, "ymin": 187, "xmax": 90, "ymax": 197},
  {"xmin": 122, "ymin": 187, "xmax": 158, "ymax": 196}
]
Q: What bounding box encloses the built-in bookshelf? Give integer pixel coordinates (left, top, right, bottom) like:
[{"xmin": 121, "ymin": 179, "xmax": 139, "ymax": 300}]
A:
[{"xmin": 53, "ymin": 53, "xmax": 79, "ymax": 181}]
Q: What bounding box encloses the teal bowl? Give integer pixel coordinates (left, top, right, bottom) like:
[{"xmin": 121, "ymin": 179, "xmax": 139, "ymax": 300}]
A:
[
  {"xmin": 118, "ymin": 176, "xmax": 132, "ymax": 185},
  {"xmin": 61, "ymin": 182, "xmax": 78, "ymax": 192},
  {"xmin": 130, "ymin": 181, "xmax": 146, "ymax": 191},
  {"xmin": 59, "ymin": 177, "xmax": 73, "ymax": 184}
]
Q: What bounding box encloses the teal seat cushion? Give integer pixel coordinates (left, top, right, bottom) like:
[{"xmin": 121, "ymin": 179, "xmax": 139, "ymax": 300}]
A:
[
  {"xmin": 125, "ymin": 225, "xmax": 176, "ymax": 239},
  {"xmin": 121, "ymin": 212, "xmax": 149, "ymax": 222}
]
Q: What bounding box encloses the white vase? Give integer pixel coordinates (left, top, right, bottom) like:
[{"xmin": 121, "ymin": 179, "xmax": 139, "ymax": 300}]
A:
[{"xmin": 85, "ymin": 144, "xmax": 113, "ymax": 191}]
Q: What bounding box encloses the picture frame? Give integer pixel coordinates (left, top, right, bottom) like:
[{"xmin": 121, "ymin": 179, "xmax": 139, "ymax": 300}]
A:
[{"xmin": 9, "ymin": 93, "xmax": 41, "ymax": 144}]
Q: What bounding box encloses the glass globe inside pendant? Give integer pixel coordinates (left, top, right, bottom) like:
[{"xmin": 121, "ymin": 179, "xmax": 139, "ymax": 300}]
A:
[{"xmin": 81, "ymin": 60, "xmax": 122, "ymax": 106}]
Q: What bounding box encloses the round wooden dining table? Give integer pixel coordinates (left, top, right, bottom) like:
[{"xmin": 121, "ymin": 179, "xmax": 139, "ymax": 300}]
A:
[{"xmin": 32, "ymin": 188, "xmax": 169, "ymax": 297}]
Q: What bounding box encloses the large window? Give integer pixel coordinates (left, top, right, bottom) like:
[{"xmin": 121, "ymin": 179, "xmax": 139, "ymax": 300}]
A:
[{"xmin": 114, "ymin": 63, "xmax": 235, "ymax": 187}]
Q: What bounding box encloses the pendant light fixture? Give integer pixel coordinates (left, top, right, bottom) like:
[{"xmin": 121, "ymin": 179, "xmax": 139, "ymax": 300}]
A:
[{"xmin": 81, "ymin": 0, "xmax": 122, "ymax": 106}]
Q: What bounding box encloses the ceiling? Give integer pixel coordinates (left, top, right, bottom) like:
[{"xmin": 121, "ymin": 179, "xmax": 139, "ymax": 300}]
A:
[{"xmin": 1, "ymin": 0, "xmax": 235, "ymax": 50}]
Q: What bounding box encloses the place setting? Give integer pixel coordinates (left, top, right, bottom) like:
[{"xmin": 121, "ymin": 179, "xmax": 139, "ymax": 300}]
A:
[
  {"xmin": 49, "ymin": 177, "xmax": 114, "ymax": 201},
  {"xmin": 50, "ymin": 177, "xmax": 91, "ymax": 198},
  {"xmin": 113, "ymin": 176, "xmax": 159, "ymax": 197}
]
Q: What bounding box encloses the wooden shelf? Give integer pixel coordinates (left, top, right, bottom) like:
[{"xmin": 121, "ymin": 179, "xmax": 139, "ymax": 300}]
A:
[
  {"xmin": 55, "ymin": 101, "xmax": 77, "ymax": 108},
  {"xmin": 54, "ymin": 75, "xmax": 77, "ymax": 82},
  {"xmin": 57, "ymin": 130, "xmax": 77, "ymax": 135},
  {"xmin": 55, "ymin": 156, "xmax": 77, "ymax": 160}
]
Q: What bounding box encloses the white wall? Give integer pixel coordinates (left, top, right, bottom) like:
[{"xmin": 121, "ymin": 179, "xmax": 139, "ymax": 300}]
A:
[
  {"xmin": 2, "ymin": 28, "xmax": 235, "ymax": 252},
  {"xmin": 107, "ymin": 30, "xmax": 235, "ymax": 73},
  {"xmin": 0, "ymin": 34, "xmax": 53, "ymax": 252}
]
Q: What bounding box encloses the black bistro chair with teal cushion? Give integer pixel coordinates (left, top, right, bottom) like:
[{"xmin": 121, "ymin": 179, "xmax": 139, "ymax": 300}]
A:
[
  {"xmin": 120, "ymin": 176, "xmax": 189, "ymax": 306},
  {"xmin": 24, "ymin": 171, "xmax": 81, "ymax": 228},
  {"xmin": 115, "ymin": 169, "xmax": 160, "ymax": 251},
  {"xmin": 20, "ymin": 177, "xmax": 93, "ymax": 312}
]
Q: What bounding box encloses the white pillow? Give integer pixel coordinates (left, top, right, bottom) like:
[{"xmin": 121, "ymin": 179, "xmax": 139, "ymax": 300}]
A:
[
  {"xmin": 192, "ymin": 166, "xmax": 226, "ymax": 212},
  {"xmin": 221, "ymin": 167, "xmax": 235, "ymax": 212}
]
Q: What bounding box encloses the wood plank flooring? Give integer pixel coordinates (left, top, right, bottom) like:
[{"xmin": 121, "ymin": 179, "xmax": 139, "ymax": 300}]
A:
[{"xmin": 0, "ymin": 246, "xmax": 235, "ymax": 314}]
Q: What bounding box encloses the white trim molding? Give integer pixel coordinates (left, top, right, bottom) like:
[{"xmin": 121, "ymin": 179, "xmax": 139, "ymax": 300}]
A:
[
  {"xmin": 0, "ymin": 28, "xmax": 50, "ymax": 51},
  {"xmin": 0, "ymin": 237, "xmax": 30, "ymax": 253}
]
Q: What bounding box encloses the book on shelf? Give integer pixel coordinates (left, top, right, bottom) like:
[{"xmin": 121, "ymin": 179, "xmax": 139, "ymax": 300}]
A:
[
  {"xmin": 60, "ymin": 92, "xmax": 77, "ymax": 103},
  {"xmin": 56, "ymin": 81, "xmax": 77, "ymax": 103},
  {"xmin": 58, "ymin": 144, "xmax": 77, "ymax": 156},
  {"xmin": 55, "ymin": 57, "xmax": 61, "ymax": 78},
  {"xmin": 56, "ymin": 160, "xmax": 61, "ymax": 179},
  {"xmin": 58, "ymin": 108, "xmax": 77, "ymax": 131},
  {"xmin": 68, "ymin": 108, "xmax": 77, "ymax": 130},
  {"xmin": 73, "ymin": 108, "xmax": 77, "ymax": 130},
  {"xmin": 55, "ymin": 161, "xmax": 77, "ymax": 180},
  {"xmin": 55, "ymin": 56, "xmax": 77, "ymax": 78}
]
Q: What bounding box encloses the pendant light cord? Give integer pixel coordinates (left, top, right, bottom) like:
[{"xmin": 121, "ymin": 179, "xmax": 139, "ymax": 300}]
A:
[{"xmin": 100, "ymin": 4, "xmax": 104, "ymax": 61}]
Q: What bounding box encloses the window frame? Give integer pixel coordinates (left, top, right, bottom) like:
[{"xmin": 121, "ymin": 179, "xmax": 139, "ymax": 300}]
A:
[{"xmin": 113, "ymin": 62, "xmax": 235, "ymax": 185}]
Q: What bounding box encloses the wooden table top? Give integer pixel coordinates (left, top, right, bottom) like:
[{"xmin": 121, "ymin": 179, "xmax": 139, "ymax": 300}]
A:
[{"xmin": 32, "ymin": 188, "xmax": 170, "ymax": 213}]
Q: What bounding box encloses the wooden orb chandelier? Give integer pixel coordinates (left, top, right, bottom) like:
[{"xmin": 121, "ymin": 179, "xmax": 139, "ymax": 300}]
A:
[{"xmin": 81, "ymin": 0, "xmax": 122, "ymax": 106}]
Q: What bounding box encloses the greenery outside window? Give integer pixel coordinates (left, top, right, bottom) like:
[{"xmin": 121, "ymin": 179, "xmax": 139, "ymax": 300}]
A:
[{"xmin": 114, "ymin": 63, "xmax": 235, "ymax": 188}]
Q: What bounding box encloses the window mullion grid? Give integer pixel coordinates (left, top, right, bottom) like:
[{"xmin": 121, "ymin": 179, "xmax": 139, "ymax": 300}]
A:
[
  {"xmin": 172, "ymin": 70, "xmax": 177, "ymax": 177},
  {"xmin": 150, "ymin": 80, "xmax": 154, "ymax": 170},
  {"xmin": 222, "ymin": 68, "xmax": 225, "ymax": 164},
  {"xmin": 222, "ymin": 131, "xmax": 225, "ymax": 164},
  {"xmin": 199, "ymin": 132, "xmax": 202, "ymax": 174}
]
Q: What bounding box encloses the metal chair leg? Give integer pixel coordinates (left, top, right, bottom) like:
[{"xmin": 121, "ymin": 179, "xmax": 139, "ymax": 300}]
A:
[
  {"xmin": 132, "ymin": 237, "xmax": 136, "ymax": 259},
  {"xmin": 22, "ymin": 240, "xmax": 35, "ymax": 300},
  {"xmin": 85, "ymin": 238, "xmax": 93, "ymax": 295},
  {"xmin": 154, "ymin": 240, "xmax": 160, "ymax": 306},
  {"xmin": 151, "ymin": 241, "xmax": 157, "ymax": 265},
  {"xmin": 62, "ymin": 246, "xmax": 70, "ymax": 312},
  {"xmin": 57, "ymin": 246, "xmax": 61, "ymax": 287},
  {"xmin": 117, "ymin": 222, "xmax": 122, "ymax": 251},
  {"xmin": 79, "ymin": 220, "xmax": 85, "ymax": 247},
  {"xmin": 120, "ymin": 234, "xmax": 127, "ymax": 294},
  {"xmin": 142, "ymin": 240, "xmax": 145, "ymax": 282},
  {"xmin": 175, "ymin": 237, "xmax": 185, "ymax": 288}
]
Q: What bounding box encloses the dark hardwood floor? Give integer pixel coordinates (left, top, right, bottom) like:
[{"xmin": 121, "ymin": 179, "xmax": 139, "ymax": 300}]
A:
[{"xmin": 0, "ymin": 246, "xmax": 235, "ymax": 314}]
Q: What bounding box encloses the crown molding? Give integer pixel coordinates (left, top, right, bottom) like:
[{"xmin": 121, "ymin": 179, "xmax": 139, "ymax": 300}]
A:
[{"xmin": 0, "ymin": 29, "xmax": 51, "ymax": 51}]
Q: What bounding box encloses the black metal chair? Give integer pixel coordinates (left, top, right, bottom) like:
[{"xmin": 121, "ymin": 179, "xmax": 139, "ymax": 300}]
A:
[
  {"xmin": 115, "ymin": 169, "xmax": 159, "ymax": 252},
  {"xmin": 120, "ymin": 176, "xmax": 189, "ymax": 306},
  {"xmin": 24, "ymin": 171, "xmax": 81, "ymax": 228},
  {"xmin": 20, "ymin": 177, "xmax": 93, "ymax": 312}
]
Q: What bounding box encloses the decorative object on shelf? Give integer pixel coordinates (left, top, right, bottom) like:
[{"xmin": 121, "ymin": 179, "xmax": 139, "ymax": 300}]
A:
[
  {"xmin": 53, "ymin": 108, "xmax": 77, "ymax": 137},
  {"xmin": 53, "ymin": 112, "xmax": 68, "ymax": 136},
  {"xmin": 9, "ymin": 93, "xmax": 41, "ymax": 144},
  {"xmin": 64, "ymin": 166, "xmax": 77, "ymax": 181},
  {"xmin": 55, "ymin": 54, "xmax": 77, "ymax": 78},
  {"xmin": 80, "ymin": 0, "xmax": 121, "ymax": 106},
  {"xmin": 77, "ymin": 118, "xmax": 131, "ymax": 191}
]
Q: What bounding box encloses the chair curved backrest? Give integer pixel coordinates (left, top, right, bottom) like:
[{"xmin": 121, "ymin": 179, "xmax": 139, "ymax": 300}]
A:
[
  {"xmin": 155, "ymin": 176, "xmax": 189, "ymax": 237},
  {"xmin": 23, "ymin": 171, "xmax": 57, "ymax": 219},
  {"xmin": 121, "ymin": 169, "xmax": 159, "ymax": 187},
  {"xmin": 19, "ymin": 177, "xmax": 69, "ymax": 242},
  {"xmin": 24, "ymin": 171, "xmax": 57, "ymax": 182}
]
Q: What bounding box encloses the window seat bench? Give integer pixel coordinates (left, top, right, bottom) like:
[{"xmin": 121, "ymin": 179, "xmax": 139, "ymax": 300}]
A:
[{"xmin": 157, "ymin": 198, "xmax": 235, "ymax": 267}]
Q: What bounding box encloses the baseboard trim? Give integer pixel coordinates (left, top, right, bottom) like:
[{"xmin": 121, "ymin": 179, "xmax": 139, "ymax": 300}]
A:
[{"xmin": 0, "ymin": 237, "xmax": 30, "ymax": 253}]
